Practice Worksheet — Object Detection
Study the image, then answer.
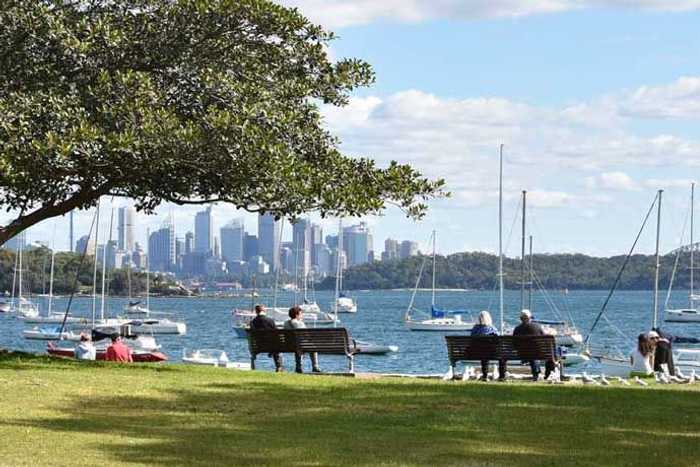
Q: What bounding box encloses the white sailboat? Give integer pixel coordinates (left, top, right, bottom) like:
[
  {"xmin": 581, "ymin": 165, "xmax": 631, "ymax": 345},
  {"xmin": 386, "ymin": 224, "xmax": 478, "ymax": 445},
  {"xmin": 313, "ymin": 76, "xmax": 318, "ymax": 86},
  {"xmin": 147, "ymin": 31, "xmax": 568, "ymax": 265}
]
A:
[
  {"xmin": 11, "ymin": 233, "xmax": 39, "ymax": 319},
  {"xmin": 404, "ymin": 230, "xmax": 475, "ymax": 331},
  {"xmin": 590, "ymin": 190, "xmax": 664, "ymax": 377},
  {"xmin": 665, "ymin": 183, "xmax": 700, "ymax": 323},
  {"xmin": 182, "ymin": 348, "xmax": 251, "ymax": 369}
]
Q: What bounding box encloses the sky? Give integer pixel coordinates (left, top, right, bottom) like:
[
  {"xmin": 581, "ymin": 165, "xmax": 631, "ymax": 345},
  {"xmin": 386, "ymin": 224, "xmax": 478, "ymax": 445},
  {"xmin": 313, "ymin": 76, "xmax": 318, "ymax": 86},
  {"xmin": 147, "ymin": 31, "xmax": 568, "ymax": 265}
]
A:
[{"xmin": 8, "ymin": 0, "xmax": 700, "ymax": 257}]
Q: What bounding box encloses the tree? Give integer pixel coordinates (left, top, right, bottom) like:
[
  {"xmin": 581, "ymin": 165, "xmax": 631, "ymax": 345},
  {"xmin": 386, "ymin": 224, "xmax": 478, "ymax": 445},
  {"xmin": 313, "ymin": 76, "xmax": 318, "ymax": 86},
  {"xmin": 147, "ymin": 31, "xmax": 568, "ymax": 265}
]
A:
[{"xmin": 0, "ymin": 0, "xmax": 444, "ymax": 245}]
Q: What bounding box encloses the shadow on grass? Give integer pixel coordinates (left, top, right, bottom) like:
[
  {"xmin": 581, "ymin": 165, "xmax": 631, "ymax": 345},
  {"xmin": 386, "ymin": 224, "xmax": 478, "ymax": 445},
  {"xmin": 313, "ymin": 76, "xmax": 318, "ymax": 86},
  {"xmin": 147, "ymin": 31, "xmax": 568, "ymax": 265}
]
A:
[{"xmin": 12, "ymin": 374, "xmax": 700, "ymax": 466}]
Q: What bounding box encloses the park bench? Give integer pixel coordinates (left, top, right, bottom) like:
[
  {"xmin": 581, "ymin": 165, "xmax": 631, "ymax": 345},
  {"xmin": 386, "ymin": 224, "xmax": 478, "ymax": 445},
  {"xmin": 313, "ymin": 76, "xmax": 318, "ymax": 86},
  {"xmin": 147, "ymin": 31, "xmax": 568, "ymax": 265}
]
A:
[
  {"xmin": 247, "ymin": 328, "xmax": 356, "ymax": 373},
  {"xmin": 444, "ymin": 335, "xmax": 562, "ymax": 379}
]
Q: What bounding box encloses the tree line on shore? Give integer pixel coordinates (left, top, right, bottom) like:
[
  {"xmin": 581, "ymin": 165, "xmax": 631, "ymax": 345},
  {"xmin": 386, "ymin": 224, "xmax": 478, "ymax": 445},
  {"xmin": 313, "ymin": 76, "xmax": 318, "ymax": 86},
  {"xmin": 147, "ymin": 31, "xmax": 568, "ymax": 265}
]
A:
[{"xmin": 317, "ymin": 251, "xmax": 694, "ymax": 291}]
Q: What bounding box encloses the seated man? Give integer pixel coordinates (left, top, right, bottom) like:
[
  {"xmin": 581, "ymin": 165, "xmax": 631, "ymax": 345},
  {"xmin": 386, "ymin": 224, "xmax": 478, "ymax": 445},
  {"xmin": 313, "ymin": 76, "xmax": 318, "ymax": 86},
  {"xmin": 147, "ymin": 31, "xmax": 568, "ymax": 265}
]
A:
[
  {"xmin": 513, "ymin": 309, "xmax": 555, "ymax": 381},
  {"xmin": 75, "ymin": 333, "xmax": 96, "ymax": 361},
  {"xmin": 250, "ymin": 304, "xmax": 283, "ymax": 372},
  {"xmin": 284, "ymin": 306, "xmax": 321, "ymax": 373},
  {"xmin": 105, "ymin": 335, "xmax": 133, "ymax": 363}
]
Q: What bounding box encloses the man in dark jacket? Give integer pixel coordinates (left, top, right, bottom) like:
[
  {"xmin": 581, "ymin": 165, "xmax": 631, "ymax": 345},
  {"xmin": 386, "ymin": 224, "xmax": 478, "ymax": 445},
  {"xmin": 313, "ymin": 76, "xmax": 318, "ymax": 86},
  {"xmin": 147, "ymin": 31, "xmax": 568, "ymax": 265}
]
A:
[
  {"xmin": 250, "ymin": 304, "xmax": 283, "ymax": 371},
  {"xmin": 650, "ymin": 328, "xmax": 675, "ymax": 376},
  {"xmin": 513, "ymin": 309, "xmax": 555, "ymax": 381}
]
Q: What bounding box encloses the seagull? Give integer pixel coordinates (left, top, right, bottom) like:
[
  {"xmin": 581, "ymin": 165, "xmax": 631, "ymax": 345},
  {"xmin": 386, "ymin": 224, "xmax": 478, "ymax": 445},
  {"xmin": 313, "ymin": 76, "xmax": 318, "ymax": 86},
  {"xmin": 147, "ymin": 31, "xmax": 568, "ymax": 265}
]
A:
[
  {"xmin": 659, "ymin": 373, "xmax": 671, "ymax": 384},
  {"xmin": 676, "ymin": 368, "xmax": 687, "ymax": 379},
  {"xmin": 634, "ymin": 376, "xmax": 648, "ymax": 386},
  {"xmin": 616, "ymin": 377, "xmax": 631, "ymax": 386},
  {"xmin": 688, "ymin": 370, "xmax": 696, "ymax": 384},
  {"xmin": 600, "ymin": 374, "xmax": 611, "ymax": 386},
  {"xmin": 670, "ymin": 375, "xmax": 685, "ymax": 383},
  {"xmin": 582, "ymin": 372, "xmax": 596, "ymax": 384},
  {"xmin": 442, "ymin": 367, "xmax": 454, "ymax": 381}
]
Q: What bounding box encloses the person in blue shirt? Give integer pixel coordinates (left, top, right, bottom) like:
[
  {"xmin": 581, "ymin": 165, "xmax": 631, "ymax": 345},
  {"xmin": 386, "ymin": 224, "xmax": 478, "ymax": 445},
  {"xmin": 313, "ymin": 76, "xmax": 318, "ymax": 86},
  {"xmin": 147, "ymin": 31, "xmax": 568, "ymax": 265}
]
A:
[{"xmin": 471, "ymin": 310, "xmax": 505, "ymax": 381}]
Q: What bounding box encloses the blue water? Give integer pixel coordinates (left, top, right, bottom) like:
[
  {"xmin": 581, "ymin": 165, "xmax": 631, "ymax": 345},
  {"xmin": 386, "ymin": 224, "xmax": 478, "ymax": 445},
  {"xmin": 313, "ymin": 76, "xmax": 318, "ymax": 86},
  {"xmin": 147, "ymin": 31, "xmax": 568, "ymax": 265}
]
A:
[{"xmin": 2, "ymin": 289, "xmax": 699, "ymax": 374}]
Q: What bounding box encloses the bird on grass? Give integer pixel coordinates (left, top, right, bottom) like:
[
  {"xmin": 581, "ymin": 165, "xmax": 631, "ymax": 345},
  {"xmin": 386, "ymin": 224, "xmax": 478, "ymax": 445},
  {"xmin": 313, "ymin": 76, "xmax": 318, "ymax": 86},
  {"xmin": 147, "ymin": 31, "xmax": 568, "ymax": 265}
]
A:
[
  {"xmin": 634, "ymin": 376, "xmax": 648, "ymax": 386},
  {"xmin": 616, "ymin": 377, "xmax": 630, "ymax": 386},
  {"xmin": 600, "ymin": 374, "xmax": 610, "ymax": 386}
]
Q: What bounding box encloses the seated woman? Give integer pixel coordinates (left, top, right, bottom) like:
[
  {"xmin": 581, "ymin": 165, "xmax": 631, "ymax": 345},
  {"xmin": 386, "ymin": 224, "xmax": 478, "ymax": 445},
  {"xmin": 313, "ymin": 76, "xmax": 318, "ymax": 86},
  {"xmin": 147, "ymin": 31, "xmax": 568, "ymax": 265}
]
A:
[
  {"xmin": 630, "ymin": 333, "xmax": 655, "ymax": 378},
  {"xmin": 470, "ymin": 311, "xmax": 505, "ymax": 381}
]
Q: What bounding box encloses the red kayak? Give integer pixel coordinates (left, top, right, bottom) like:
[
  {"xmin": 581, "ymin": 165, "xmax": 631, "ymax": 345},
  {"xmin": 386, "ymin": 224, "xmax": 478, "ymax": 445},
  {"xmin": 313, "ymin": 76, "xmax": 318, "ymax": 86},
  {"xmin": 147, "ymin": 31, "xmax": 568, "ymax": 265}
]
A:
[{"xmin": 47, "ymin": 343, "xmax": 167, "ymax": 362}]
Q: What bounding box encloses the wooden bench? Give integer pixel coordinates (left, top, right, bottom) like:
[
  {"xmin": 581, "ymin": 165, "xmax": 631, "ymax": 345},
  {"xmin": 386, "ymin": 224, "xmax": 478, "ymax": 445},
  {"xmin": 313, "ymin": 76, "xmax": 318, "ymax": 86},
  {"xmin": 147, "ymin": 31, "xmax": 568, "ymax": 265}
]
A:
[
  {"xmin": 445, "ymin": 335, "xmax": 562, "ymax": 378},
  {"xmin": 247, "ymin": 328, "xmax": 356, "ymax": 373}
]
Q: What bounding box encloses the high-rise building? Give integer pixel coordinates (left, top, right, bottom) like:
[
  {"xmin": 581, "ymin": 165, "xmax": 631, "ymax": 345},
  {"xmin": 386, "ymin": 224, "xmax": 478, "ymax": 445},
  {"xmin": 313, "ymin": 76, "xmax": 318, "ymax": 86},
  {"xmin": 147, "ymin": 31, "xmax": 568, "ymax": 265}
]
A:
[
  {"xmin": 243, "ymin": 233, "xmax": 258, "ymax": 261},
  {"xmin": 309, "ymin": 223, "xmax": 323, "ymax": 267},
  {"xmin": 221, "ymin": 219, "xmax": 245, "ymax": 264},
  {"xmin": 75, "ymin": 234, "xmax": 95, "ymax": 256},
  {"xmin": 132, "ymin": 242, "xmax": 145, "ymax": 270},
  {"xmin": 184, "ymin": 231, "xmax": 194, "ymax": 255},
  {"xmin": 258, "ymin": 213, "xmax": 280, "ymax": 271},
  {"xmin": 117, "ymin": 206, "xmax": 136, "ymax": 251},
  {"xmin": 292, "ymin": 219, "xmax": 310, "ymax": 278},
  {"xmin": 213, "ymin": 236, "xmax": 220, "ymax": 259},
  {"xmin": 326, "ymin": 234, "xmax": 338, "ymax": 249},
  {"xmin": 194, "ymin": 206, "xmax": 214, "ymax": 255},
  {"xmin": 315, "ymin": 244, "xmax": 332, "ymax": 276},
  {"xmin": 330, "ymin": 248, "xmax": 347, "ymax": 273},
  {"xmin": 148, "ymin": 218, "xmax": 176, "ymax": 272},
  {"xmin": 342, "ymin": 222, "xmax": 372, "ymax": 266},
  {"xmin": 382, "ymin": 238, "xmax": 399, "ymax": 261},
  {"xmin": 400, "ymin": 240, "xmax": 419, "ymax": 259},
  {"xmin": 280, "ymin": 246, "xmax": 294, "ymax": 274}
]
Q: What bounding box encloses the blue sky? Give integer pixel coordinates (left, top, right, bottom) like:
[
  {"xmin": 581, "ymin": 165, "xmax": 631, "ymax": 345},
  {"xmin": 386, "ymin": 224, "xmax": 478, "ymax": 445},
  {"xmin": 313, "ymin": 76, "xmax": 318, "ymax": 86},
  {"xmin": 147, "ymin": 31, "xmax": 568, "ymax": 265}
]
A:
[{"xmin": 10, "ymin": 1, "xmax": 700, "ymax": 257}]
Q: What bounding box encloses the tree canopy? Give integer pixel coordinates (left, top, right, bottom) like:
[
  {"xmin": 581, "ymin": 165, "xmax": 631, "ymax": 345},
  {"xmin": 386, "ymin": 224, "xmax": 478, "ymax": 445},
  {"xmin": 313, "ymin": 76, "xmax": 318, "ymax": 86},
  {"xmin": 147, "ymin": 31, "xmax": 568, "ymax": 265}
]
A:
[{"xmin": 0, "ymin": 0, "xmax": 444, "ymax": 245}]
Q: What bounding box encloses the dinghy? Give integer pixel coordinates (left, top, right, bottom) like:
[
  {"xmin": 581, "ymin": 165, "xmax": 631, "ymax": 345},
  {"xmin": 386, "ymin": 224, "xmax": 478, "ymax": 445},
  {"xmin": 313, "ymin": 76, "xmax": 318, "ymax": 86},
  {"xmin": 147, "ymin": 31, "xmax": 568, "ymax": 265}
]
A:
[{"xmin": 182, "ymin": 349, "xmax": 250, "ymax": 369}]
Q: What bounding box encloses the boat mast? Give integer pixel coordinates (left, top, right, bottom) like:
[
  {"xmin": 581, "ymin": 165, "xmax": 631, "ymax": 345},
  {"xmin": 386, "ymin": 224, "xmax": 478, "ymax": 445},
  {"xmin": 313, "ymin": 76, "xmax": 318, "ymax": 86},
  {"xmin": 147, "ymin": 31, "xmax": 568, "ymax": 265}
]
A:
[
  {"xmin": 18, "ymin": 232, "xmax": 23, "ymax": 304},
  {"xmin": 431, "ymin": 230, "xmax": 437, "ymax": 307},
  {"xmin": 334, "ymin": 220, "xmax": 342, "ymax": 325},
  {"xmin": 47, "ymin": 250, "xmax": 55, "ymax": 315},
  {"xmin": 653, "ymin": 189, "xmax": 663, "ymax": 328},
  {"xmin": 691, "ymin": 182, "xmax": 695, "ymax": 308},
  {"xmin": 528, "ymin": 235, "xmax": 534, "ymax": 311},
  {"xmin": 91, "ymin": 201, "xmax": 101, "ymax": 327},
  {"xmin": 100, "ymin": 207, "xmax": 115, "ymax": 321},
  {"xmin": 146, "ymin": 228, "xmax": 150, "ymax": 312},
  {"xmin": 520, "ymin": 190, "xmax": 527, "ymax": 311},
  {"xmin": 10, "ymin": 240, "xmax": 18, "ymax": 309},
  {"xmin": 498, "ymin": 144, "xmax": 505, "ymax": 333}
]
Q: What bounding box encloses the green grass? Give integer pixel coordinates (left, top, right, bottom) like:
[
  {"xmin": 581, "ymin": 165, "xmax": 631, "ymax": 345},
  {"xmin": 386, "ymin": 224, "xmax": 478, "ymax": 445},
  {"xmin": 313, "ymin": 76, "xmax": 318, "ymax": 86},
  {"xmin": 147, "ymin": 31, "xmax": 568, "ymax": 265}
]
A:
[{"xmin": 1, "ymin": 351, "xmax": 699, "ymax": 466}]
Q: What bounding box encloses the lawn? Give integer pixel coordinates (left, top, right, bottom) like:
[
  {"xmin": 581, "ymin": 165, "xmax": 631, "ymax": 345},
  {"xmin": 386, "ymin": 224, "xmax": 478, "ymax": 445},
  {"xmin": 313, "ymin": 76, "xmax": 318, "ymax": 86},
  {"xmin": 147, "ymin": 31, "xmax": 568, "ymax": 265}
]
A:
[{"xmin": 0, "ymin": 351, "xmax": 699, "ymax": 466}]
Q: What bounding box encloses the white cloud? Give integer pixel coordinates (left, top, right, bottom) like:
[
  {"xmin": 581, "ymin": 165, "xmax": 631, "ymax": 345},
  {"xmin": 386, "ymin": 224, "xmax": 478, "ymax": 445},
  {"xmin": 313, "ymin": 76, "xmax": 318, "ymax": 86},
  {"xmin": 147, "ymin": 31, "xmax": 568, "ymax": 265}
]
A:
[
  {"xmin": 280, "ymin": 0, "xmax": 700, "ymax": 29},
  {"xmin": 586, "ymin": 172, "xmax": 639, "ymax": 191},
  {"xmin": 620, "ymin": 76, "xmax": 700, "ymax": 119}
]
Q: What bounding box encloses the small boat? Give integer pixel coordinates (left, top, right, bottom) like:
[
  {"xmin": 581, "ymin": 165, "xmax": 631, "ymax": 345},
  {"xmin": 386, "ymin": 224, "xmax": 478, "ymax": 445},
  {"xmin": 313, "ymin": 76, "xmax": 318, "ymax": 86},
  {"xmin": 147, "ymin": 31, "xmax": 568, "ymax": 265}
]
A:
[
  {"xmin": 124, "ymin": 301, "xmax": 151, "ymax": 316},
  {"xmin": 96, "ymin": 318, "xmax": 186, "ymax": 336},
  {"xmin": 14, "ymin": 298, "xmax": 40, "ymax": 319},
  {"xmin": 665, "ymin": 308, "xmax": 700, "ymax": 323},
  {"xmin": 561, "ymin": 351, "xmax": 590, "ymax": 366},
  {"xmin": 47, "ymin": 336, "xmax": 166, "ymax": 362},
  {"xmin": 21, "ymin": 312, "xmax": 86, "ymax": 325},
  {"xmin": 534, "ymin": 320, "xmax": 584, "ymax": 347},
  {"xmin": 351, "ymin": 340, "xmax": 398, "ymax": 355},
  {"xmin": 0, "ymin": 302, "xmax": 10, "ymax": 313},
  {"xmin": 336, "ymin": 295, "xmax": 358, "ymax": 313},
  {"xmin": 182, "ymin": 349, "xmax": 251, "ymax": 369},
  {"xmin": 300, "ymin": 300, "xmax": 321, "ymax": 314},
  {"xmin": 23, "ymin": 326, "xmax": 81, "ymax": 341}
]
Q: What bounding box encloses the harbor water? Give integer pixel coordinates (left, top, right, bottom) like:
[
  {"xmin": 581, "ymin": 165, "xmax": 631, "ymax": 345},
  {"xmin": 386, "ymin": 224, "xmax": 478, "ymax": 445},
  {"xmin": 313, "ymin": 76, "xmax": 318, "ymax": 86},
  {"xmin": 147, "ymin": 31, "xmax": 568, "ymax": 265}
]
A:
[{"xmin": 1, "ymin": 289, "xmax": 698, "ymax": 374}]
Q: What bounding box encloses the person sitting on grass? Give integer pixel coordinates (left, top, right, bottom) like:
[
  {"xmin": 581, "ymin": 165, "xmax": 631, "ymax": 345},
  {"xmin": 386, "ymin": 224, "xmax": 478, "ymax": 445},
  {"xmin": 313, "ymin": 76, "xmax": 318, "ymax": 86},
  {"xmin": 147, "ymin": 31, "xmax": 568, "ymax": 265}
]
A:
[
  {"xmin": 649, "ymin": 329, "xmax": 674, "ymax": 376},
  {"xmin": 513, "ymin": 309, "xmax": 556, "ymax": 381},
  {"xmin": 250, "ymin": 304, "xmax": 283, "ymax": 372},
  {"xmin": 470, "ymin": 311, "xmax": 505, "ymax": 381},
  {"xmin": 630, "ymin": 333, "xmax": 655, "ymax": 378},
  {"xmin": 105, "ymin": 335, "xmax": 133, "ymax": 363},
  {"xmin": 75, "ymin": 333, "xmax": 96, "ymax": 361},
  {"xmin": 283, "ymin": 306, "xmax": 321, "ymax": 374}
]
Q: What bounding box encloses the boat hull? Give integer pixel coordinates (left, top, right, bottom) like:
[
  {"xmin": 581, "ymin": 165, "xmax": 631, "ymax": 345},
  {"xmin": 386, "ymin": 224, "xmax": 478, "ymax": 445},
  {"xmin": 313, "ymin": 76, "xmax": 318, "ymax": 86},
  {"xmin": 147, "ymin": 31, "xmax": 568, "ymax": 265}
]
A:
[
  {"xmin": 47, "ymin": 347, "xmax": 167, "ymax": 362},
  {"xmin": 665, "ymin": 309, "xmax": 700, "ymax": 323},
  {"xmin": 405, "ymin": 319, "xmax": 474, "ymax": 332}
]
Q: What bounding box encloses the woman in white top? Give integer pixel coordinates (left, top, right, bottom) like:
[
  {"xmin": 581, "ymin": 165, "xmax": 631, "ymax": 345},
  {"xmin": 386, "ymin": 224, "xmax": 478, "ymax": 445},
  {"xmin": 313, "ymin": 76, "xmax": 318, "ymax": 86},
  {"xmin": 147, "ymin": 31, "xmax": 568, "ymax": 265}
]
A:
[{"xmin": 630, "ymin": 333, "xmax": 654, "ymax": 377}]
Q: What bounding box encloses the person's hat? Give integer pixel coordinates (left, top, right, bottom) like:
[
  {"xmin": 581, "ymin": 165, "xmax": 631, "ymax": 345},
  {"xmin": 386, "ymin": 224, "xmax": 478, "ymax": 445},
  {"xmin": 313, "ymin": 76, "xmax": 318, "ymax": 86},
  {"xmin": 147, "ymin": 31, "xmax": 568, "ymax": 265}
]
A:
[{"xmin": 520, "ymin": 309, "xmax": 532, "ymax": 319}]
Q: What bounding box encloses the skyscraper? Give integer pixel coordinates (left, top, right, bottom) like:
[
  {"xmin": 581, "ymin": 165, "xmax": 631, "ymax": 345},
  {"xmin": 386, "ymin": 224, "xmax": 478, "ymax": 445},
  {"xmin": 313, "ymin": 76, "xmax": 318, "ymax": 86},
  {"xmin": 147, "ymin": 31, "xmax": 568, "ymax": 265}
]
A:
[
  {"xmin": 75, "ymin": 234, "xmax": 95, "ymax": 256},
  {"xmin": 220, "ymin": 219, "xmax": 245, "ymax": 264},
  {"xmin": 309, "ymin": 223, "xmax": 323, "ymax": 267},
  {"xmin": 258, "ymin": 213, "xmax": 280, "ymax": 272},
  {"xmin": 117, "ymin": 206, "xmax": 136, "ymax": 251},
  {"xmin": 342, "ymin": 222, "xmax": 372, "ymax": 266},
  {"xmin": 184, "ymin": 231, "xmax": 194, "ymax": 255},
  {"xmin": 243, "ymin": 233, "xmax": 258, "ymax": 261},
  {"xmin": 148, "ymin": 218, "xmax": 176, "ymax": 272},
  {"xmin": 383, "ymin": 238, "xmax": 399, "ymax": 261},
  {"xmin": 292, "ymin": 219, "xmax": 310, "ymax": 278},
  {"xmin": 194, "ymin": 206, "xmax": 214, "ymax": 255},
  {"xmin": 400, "ymin": 240, "xmax": 419, "ymax": 259}
]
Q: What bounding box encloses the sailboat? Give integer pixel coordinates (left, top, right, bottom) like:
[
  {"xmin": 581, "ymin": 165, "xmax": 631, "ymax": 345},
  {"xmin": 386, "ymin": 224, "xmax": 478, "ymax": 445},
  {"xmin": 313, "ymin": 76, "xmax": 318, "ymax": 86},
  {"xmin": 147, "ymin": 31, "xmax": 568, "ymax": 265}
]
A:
[
  {"xmin": 665, "ymin": 183, "xmax": 700, "ymax": 323},
  {"xmin": 404, "ymin": 230, "xmax": 475, "ymax": 331},
  {"xmin": 589, "ymin": 190, "xmax": 664, "ymax": 377},
  {"xmin": 515, "ymin": 191, "xmax": 583, "ymax": 347},
  {"xmin": 334, "ymin": 222, "xmax": 357, "ymax": 313},
  {"xmin": 11, "ymin": 233, "xmax": 39, "ymax": 319}
]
